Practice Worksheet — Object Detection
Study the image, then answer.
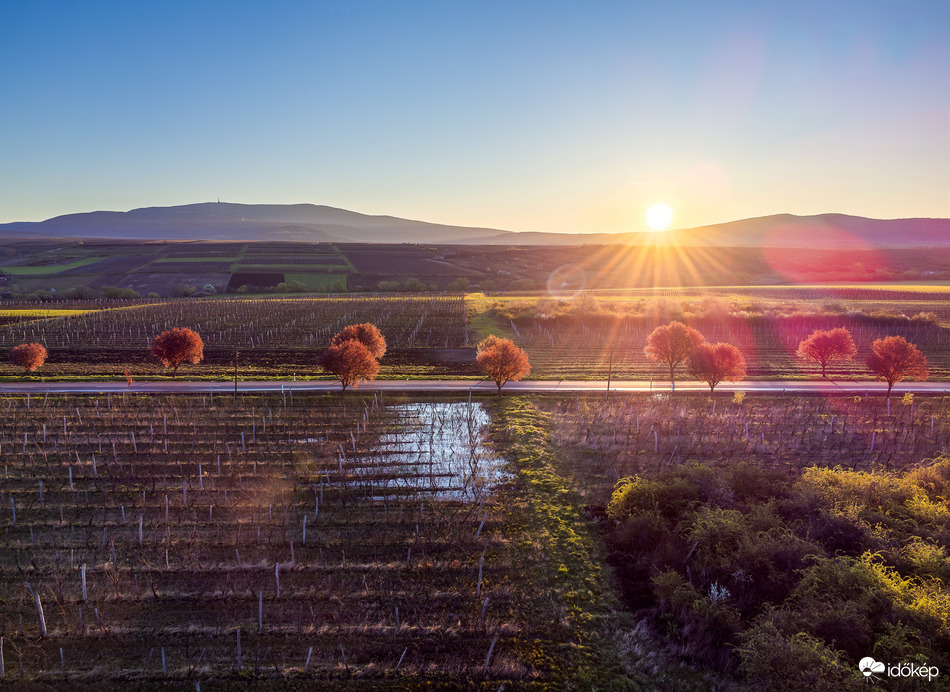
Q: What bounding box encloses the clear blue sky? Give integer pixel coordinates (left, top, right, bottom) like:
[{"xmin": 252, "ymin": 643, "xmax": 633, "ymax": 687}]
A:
[{"xmin": 1, "ymin": 0, "xmax": 947, "ymax": 232}]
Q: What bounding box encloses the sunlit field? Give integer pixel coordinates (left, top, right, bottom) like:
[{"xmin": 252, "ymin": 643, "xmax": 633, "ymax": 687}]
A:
[
  {"xmin": 2, "ymin": 390, "xmax": 947, "ymax": 686},
  {"xmin": 2, "ymin": 288, "xmax": 948, "ymax": 382},
  {"xmin": 0, "ymin": 392, "xmax": 635, "ymax": 687}
]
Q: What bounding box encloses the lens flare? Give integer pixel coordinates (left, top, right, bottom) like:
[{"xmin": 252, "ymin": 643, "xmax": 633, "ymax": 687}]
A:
[
  {"xmin": 646, "ymin": 204, "xmax": 673, "ymax": 231},
  {"xmin": 547, "ymin": 264, "xmax": 587, "ymax": 299}
]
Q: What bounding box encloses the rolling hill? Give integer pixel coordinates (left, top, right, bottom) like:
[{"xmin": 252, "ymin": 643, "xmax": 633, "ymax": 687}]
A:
[{"xmin": 1, "ymin": 202, "xmax": 947, "ymax": 247}]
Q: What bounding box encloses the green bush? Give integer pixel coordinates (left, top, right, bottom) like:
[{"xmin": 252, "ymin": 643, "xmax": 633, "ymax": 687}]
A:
[
  {"xmin": 651, "ymin": 569, "xmax": 741, "ymax": 671},
  {"xmin": 737, "ymin": 619, "xmax": 863, "ymax": 691},
  {"xmin": 605, "ymin": 457, "xmax": 950, "ymax": 682},
  {"xmin": 899, "ymin": 539, "xmax": 950, "ymax": 582},
  {"xmin": 613, "ymin": 514, "xmax": 679, "ymax": 570}
]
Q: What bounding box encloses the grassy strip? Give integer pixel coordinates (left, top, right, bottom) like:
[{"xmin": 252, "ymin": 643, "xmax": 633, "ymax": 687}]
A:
[
  {"xmin": 489, "ymin": 397, "xmax": 647, "ymax": 688},
  {"xmin": 0, "ymin": 308, "xmax": 96, "ymax": 318},
  {"xmin": 152, "ymin": 256, "xmax": 241, "ymax": 262},
  {"xmin": 1, "ymin": 257, "xmax": 104, "ymax": 274},
  {"xmin": 465, "ymin": 292, "xmax": 520, "ymax": 344},
  {"xmin": 285, "ymin": 273, "xmax": 349, "ymax": 288}
]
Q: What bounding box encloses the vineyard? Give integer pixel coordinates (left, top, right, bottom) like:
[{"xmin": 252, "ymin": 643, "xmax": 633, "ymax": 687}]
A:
[
  {"xmin": 508, "ymin": 313, "xmax": 950, "ymax": 380},
  {"xmin": 472, "ymin": 288, "xmax": 950, "ymax": 380},
  {"xmin": 543, "ymin": 393, "xmax": 950, "ymax": 501},
  {"xmin": 1, "ymin": 288, "xmax": 949, "ymax": 382},
  {"xmin": 0, "ymin": 296, "xmax": 468, "ymax": 379},
  {"xmin": 0, "ymin": 392, "xmax": 631, "ymax": 686},
  {"xmin": 1, "ymin": 389, "xmax": 947, "ymax": 685}
]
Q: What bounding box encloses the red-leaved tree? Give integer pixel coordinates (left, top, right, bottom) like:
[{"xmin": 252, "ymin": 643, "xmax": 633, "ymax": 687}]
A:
[
  {"xmin": 644, "ymin": 321, "xmax": 706, "ymax": 390},
  {"xmin": 797, "ymin": 327, "xmax": 856, "ymax": 378},
  {"xmin": 151, "ymin": 328, "xmax": 204, "ymax": 376},
  {"xmin": 330, "ymin": 323, "xmax": 387, "ymax": 359},
  {"xmin": 319, "ymin": 339, "xmax": 380, "ymax": 390},
  {"xmin": 476, "ymin": 335, "xmax": 531, "ymax": 393},
  {"xmin": 687, "ymin": 342, "xmax": 746, "ymax": 393},
  {"xmin": 10, "ymin": 342, "xmax": 47, "ymax": 374},
  {"xmin": 866, "ymin": 336, "xmax": 928, "ymax": 396}
]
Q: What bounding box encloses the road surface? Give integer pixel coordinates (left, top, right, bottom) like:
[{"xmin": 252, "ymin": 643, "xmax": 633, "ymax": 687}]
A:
[{"xmin": 0, "ymin": 379, "xmax": 947, "ymax": 395}]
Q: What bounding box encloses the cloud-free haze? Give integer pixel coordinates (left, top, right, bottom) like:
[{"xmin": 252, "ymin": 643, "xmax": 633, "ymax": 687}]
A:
[{"xmin": 1, "ymin": 1, "xmax": 947, "ymax": 232}]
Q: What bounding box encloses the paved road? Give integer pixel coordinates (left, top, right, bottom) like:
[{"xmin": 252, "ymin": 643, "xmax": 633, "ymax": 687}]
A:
[{"xmin": 0, "ymin": 379, "xmax": 947, "ymax": 395}]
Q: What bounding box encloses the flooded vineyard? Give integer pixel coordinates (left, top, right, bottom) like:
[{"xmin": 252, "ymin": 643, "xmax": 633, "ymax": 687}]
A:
[
  {"xmin": 0, "ymin": 392, "xmax": 551, "ymax": 685},
  {"xmin": 348, "ymin": 401, "xmax": 505, "ymax": 501}
]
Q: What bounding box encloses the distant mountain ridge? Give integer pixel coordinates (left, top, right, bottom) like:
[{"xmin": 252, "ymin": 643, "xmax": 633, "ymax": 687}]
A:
[{"xmin": 1, "ymin": 202, "xmax": 947, "ymax": 247}]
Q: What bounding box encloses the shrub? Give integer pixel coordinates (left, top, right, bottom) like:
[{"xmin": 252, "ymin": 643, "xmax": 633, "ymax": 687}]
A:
[
  {"xmin": 607, "ymin": 473, "xmax": 706, "ymax": 521},
  {"xmin": 684, "ymin": 506, "xmax": 749, "ymax": 585},
  {"xmin": 613, "ymin": 515, "xmax": 677, "ymax": 569},
  {"xmin": 607, "ymin": 476, "xmax": 665, "ymax": 520},
  {"xmin": 899, "ymin": 540, "xmax": 950, "ymax": 582},
  {"xmin": 737, "ymin": 619, "xmax": 863, "ymax": 691},
  {"xmin": 906, "ymin": 456, "xmax": 950, "ymax": 501},
  {"xmin": 651, "ymin": 569, "xmax": 741, "ymax": 670},
  {"xmin": 102, "ymin": 286, "xmax": 140, "ymax": 299}
]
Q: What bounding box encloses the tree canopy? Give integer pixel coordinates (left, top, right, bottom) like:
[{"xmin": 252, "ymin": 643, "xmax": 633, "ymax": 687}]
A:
[
  {"xmin": 644, "ymin": 321, "xmax": 706, "ymax": 389},
  {"xmin": 866, "ymin": 336, "xmax": 928, "ymax": 395},
  {"xmin": 319, "ymin": 338, "xmax": 380, "ymax": 390},
  {"xmin": 688, "ymin": 342, "xmax": 746, "ymax": 392},
  {"xmin": 330, "ymin": 323, "xmax": 387, "ymax": 359},
  {"xmin": 10, "ymin": 342, "xmax": 47, "ymax": 374},
  {"xmin": 797, "ymin": 328, "xmax": 857, "ymax": 378},
  {"xmin": 321, "ymin": 323, "xmax": 386, "ymax": 390},
  {"xmin": 476, "ymin": 335, "xmax": 531, "ymax": 392},
  {"xmin": 151, "ymin": 327, "xmax": 204, "ymax": 376}
]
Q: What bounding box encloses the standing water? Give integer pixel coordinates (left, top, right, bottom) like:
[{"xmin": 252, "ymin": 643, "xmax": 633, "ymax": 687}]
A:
[{"xmin": 351, "ymin": 401, "xmax": 505, "ymax": 501}]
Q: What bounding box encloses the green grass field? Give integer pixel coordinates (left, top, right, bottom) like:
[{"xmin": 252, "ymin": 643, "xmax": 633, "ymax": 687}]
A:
[
  {"xmin": 285, "ymin": 273, "xmax": 349, "ymax": 288},
  {"xmin": 152, "ymin": 256, "xmax": 241, "ymax": 263},
  {"xmin": 2, "ymin": 257, "xmax": 103, "ymax": 274}
]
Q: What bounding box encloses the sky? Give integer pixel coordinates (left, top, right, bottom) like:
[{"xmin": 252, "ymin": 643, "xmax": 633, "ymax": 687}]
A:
[{"xmin": 1, "ymin": 0, "xmax": 947, "ymax": 233}]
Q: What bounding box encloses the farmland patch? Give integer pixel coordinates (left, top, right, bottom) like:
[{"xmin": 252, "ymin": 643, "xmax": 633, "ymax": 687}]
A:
[
  {"xmin": 242, "ymin": 256, "xmax": 348, "ymax": 266},
  {"xmin": 0, "ymin": 392, "xmax": 639, "ymax": 686},
  {"xmin": 227, "ymin": 272, "xmax": 285, "ymax": 290},
  {"xmin": 284, "ymin": 273, "xmax": 348, "ymax": 289}
]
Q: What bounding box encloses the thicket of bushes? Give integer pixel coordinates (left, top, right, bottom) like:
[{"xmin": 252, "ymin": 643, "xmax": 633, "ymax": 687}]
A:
[
  {"xmin": 605, "ymin": 457, "xmax": 950, "ymax": 689},
  {"xmin": 491, "ymin": 294, "xmax": 941, "ymax": 327}
]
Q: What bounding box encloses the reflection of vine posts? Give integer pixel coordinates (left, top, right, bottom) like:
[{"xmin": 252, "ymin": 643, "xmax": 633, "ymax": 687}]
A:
[{"xmin": 464, "ymin": 395, "xmax": 483, "ymax": 500}]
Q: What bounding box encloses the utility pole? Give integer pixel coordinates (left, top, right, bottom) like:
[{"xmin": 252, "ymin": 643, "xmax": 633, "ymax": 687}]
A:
[{"xmin": 233, "ymin": 350, "xmax": 239, "ymax": 399}]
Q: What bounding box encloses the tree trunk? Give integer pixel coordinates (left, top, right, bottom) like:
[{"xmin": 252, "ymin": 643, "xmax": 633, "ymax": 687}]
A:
[
  {"xmin": 670, "ymin": 364, "xmax": 676, "ymax": 392},
  {"xmin": 496, "ymin": 381, "xmax": 503, "ymax": 395}
]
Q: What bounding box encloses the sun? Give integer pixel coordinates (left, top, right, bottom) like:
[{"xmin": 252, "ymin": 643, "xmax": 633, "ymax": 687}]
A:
[{"xmin": 646, "ymin": 203, "xmax": 673, "ymax": 231}]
